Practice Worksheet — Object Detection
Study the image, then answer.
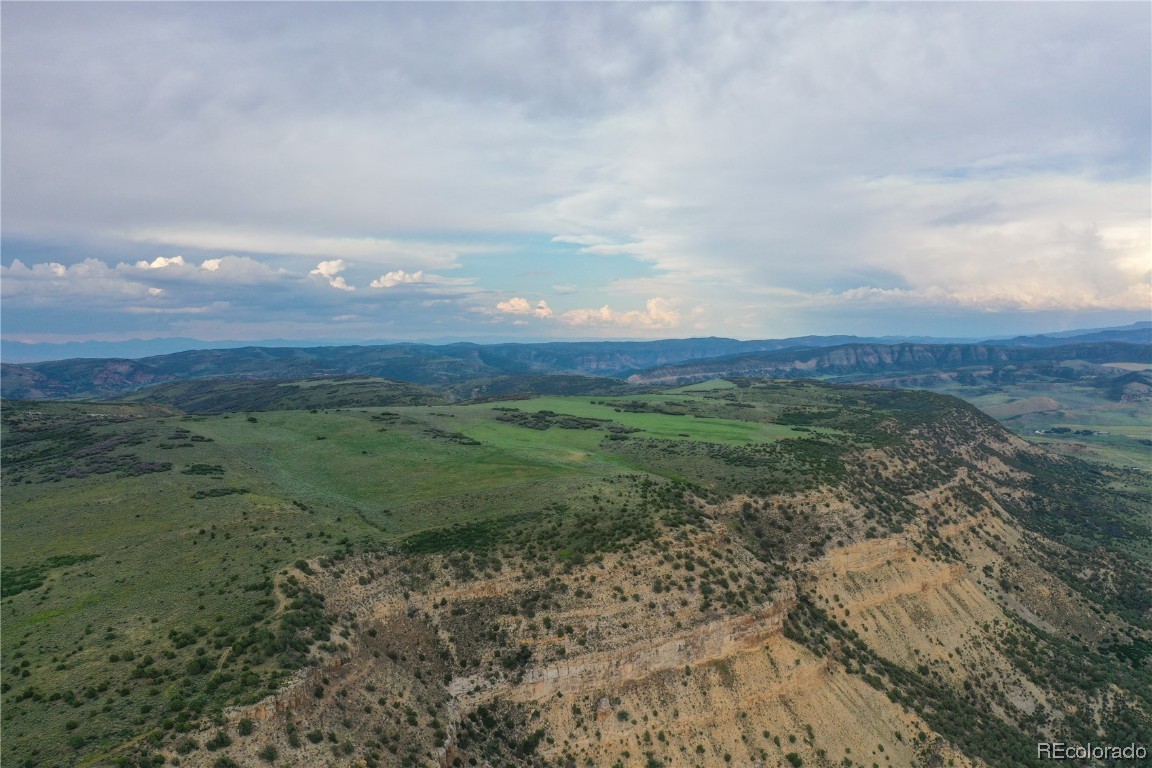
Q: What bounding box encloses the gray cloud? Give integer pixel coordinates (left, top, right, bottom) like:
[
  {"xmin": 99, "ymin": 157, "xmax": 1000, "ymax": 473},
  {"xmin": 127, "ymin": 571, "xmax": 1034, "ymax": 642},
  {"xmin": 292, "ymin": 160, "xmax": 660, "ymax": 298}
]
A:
[{"xmin": 2, "ymin": 2, "xmax": 1148, "ymax": 341}]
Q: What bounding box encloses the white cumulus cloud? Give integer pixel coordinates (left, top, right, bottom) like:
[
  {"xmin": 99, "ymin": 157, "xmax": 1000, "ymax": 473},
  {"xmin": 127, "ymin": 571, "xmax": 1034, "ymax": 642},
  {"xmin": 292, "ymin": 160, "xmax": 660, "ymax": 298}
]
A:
[
  {"xmin": 370, "ymin": 270, "xmax": 425, "ymax": 288},
  {"xmin": 309, "ymin": 259, "xmax": 355, "ymax": 291},
  {"xmin": 492, "ymin": 296, "xmax": 684, "ymax": 330},
  {"xmin": 368, "ymin": 270, "xmax": 479, "ymax": 291},
  {"xmin": 496, "ymin": 297, "xmax": 554, "ymax": 318},
  {"xmin": 135, "ymin": 255, "xmax": 187, "ymax": 269},
  {"xmin": 559, "ymin": 298, "xmax": 681, "ymax": 329}
]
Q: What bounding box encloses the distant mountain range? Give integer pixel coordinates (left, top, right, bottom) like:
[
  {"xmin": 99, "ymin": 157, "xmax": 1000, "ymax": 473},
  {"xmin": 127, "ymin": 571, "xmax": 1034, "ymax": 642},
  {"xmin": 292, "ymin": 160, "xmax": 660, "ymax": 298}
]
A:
[
  {"xmin": 0, "ymin": 333, "xmax": 953, "ymax": 365},
  {"xmin": 0, "ymin": 336, "xmax": 363, "ymax": 364},
  {"xmin": 979, "ymin": 322, "xmax": 1152, "ymax": 347},
  {"xmin": 625, "ymin": 341, "xmax": 1152, "ymax": 385},
  {"xmin": 0, "ymin": 333, "xmax": 970, "ymax": 364},
  {"xmin": 1, "ymin": 323, "xmax": 1148, "ymax": 401},
  {"xmin": 3, "ymin": 322, "xmax": 1146, "ymax": 364},
  {"xmin": 1, "ymin": 337, "xmax": 812, "ymax": 399}
]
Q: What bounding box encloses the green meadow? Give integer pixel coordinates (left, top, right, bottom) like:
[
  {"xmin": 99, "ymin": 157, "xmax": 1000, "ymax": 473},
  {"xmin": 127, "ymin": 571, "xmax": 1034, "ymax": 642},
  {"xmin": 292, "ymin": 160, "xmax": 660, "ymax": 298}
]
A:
[
  {"xmin": 3, "ymin": 379, "xmax": 1148, "ymax": 766},
  {"xmin": 2, "ymin": 388, "xmax": 836, "ymax": 765},
  {"xmin": 454, "ymin": 396, "xmax": 794, "ymax": 442},
  {"xmin": 919, "ymin": 378, "xmax": 1150, "ymax": 469}
]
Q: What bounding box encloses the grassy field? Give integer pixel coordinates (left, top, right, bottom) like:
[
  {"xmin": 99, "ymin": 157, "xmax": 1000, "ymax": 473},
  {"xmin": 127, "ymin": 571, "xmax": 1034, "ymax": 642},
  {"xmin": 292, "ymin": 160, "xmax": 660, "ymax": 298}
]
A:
[
  {"xmin": 175, "ymin": 394, "xmax": 822, "ymax": 521},
  {"xmin": 3, "ymin": 381, "xmax": 1148, "ymax": 767},
  {"xmin": 918, "ymin": 379, "xmax": 1151, "ymax": 469},
  {"xmin": 1, "ymin": 403, "xmax": 386, "ymax": 765},
  {"xmin": 1024, "ymin": 429, "xmax": 1151, "ymax": 473},
  {"xmin": 1101, "ymin": 362, "xmax": 1152, "ymax": 372},
  {"xmin": 455, "ymin": 396, "xmax": 803, "ymax": 442},
  {"xmin": 2, "ymin": 387, "xmax": 837, "ymax": 765},
  {"xmin": 666, "ymin": 378, "xmax": 739, "ymax": 392}
]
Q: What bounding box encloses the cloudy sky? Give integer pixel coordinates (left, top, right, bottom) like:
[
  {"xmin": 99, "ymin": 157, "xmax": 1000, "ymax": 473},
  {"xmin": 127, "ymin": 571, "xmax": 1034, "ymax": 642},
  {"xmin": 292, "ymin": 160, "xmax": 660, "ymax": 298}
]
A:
[{"xmin": 3, "ymin": 2, "xmax": 1149, "ymax": 346}]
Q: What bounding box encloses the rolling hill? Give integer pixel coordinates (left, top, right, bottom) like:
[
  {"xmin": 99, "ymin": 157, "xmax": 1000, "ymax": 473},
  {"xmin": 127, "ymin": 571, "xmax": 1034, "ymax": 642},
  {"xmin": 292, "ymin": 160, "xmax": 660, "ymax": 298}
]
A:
[
  {"xmin": 2, "ymin": 382, "xmax": 1149, "ymax": 768},
  {"xmin": 4, "ymin": 336, "xmax": 1151, "ymax": 403},
  {"xmin": 116, "ymin": 376, "xmax": 447, "ymax": 413},
  {"xmin": 0, "ymin": 338, "xmax": 834, "ymax": 399}
]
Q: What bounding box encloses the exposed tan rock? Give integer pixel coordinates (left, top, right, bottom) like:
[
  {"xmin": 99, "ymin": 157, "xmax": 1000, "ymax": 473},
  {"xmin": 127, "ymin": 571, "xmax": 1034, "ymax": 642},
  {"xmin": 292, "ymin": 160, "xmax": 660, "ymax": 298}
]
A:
[{"xmin": 170, "ymin": 431, "xmax": 1146, "ymax": 768}]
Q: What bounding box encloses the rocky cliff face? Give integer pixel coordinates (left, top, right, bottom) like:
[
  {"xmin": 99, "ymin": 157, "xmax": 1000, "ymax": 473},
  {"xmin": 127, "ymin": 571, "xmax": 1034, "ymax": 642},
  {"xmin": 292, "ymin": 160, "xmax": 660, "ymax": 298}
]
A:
[
  {"xmin": 188, "ymin": 530, "xmax": 968, "ymax": 768},
  {"xmin": 166, "ymin": 389, "xmax": 1150, "ymax": 768},
  {"xmin": 626, "ymin": 342, "xmax": 1152, "ymax": 385},
  {"xmin": 175, "ymin": 463, "xmax": 1148, "ymax": 767}
]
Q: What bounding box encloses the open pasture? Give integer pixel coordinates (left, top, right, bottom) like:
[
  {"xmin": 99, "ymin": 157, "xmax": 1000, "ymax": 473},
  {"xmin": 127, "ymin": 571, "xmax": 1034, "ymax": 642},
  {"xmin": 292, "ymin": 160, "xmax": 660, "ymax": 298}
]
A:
[
  {"xmin": 1, "ymin": 389, "xmax": 755, "ymax": 763},
  {"xmin": 455, "ymin": 393, "xmax": 816, "ymax": 444}
]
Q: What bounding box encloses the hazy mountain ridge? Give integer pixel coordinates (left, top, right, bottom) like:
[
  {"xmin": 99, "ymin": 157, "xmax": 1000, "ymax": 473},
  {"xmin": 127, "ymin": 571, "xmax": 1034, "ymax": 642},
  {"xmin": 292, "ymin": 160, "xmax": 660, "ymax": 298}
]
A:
[
  {"xmin": 982, "ymin": 321, "xmax": 1150, "ymax": 345},
  {"xmin": 3, "ymin": 322, "xmax": 1147, "ymax": 364},
  {"xmin": 0, "ymin": 338, "xmax": 837, "ymax": 399},
  {"xmin": 0, "ymin": 334, "xmax": 940, "ymax": 365},
  {"xmin": 4, "ymin": 332, "xmax": 1151, "ymax": 401},
  {"xmin": 626, "ymin": 341, "xmax": 1152, "ymax": 385}
]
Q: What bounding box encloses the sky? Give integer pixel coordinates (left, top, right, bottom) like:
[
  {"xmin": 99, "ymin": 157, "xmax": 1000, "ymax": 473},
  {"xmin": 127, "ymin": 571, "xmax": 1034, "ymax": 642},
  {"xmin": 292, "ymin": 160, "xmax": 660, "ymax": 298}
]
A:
[{"xmin": 2, "ymin": 2, "xmax": 1150, "ymax": 348}]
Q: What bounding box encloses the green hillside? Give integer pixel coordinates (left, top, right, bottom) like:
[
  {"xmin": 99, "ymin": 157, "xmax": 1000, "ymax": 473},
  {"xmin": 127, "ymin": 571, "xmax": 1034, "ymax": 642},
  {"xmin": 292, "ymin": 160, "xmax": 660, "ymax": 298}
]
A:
[
  {"xmin": 116, "ymin": 376, "xmax": 447, "ymax": 413},
  {"xmin": 0, "ymin": 385, "xmax": 883, "ymax": 765},
  {"xmin": 2, "ymin": 382, "xmax": 1149, "ymax": 768}
]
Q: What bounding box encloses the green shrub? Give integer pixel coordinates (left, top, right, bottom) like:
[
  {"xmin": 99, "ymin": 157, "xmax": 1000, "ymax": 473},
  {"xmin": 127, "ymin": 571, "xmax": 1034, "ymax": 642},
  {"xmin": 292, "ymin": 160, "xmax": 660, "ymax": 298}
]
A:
[
  {"xmin": 175, "ymin": 738, "xmax": 199, "ymax": 754},
  {"xmin": 205, "ymin": 731, "xmax": 233, "ymax": 750}
]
